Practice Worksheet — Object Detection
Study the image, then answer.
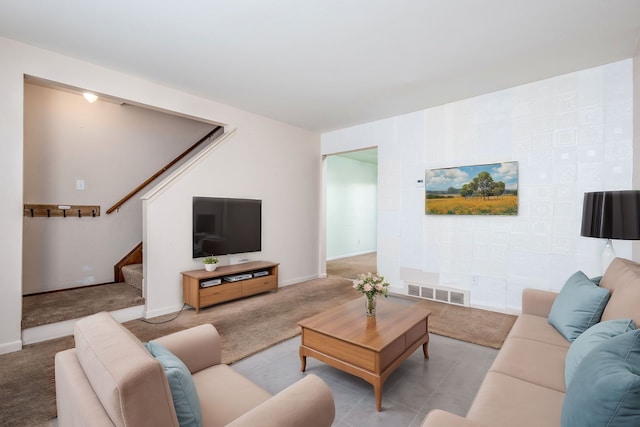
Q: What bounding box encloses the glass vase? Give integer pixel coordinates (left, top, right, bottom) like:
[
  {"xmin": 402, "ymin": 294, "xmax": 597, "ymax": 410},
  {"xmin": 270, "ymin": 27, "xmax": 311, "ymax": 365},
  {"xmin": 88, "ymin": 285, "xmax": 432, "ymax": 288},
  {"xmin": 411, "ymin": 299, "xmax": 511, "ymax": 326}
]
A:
[{"xmin": 365, "ymin": 295, "xmax": 377, "ymax": 316}]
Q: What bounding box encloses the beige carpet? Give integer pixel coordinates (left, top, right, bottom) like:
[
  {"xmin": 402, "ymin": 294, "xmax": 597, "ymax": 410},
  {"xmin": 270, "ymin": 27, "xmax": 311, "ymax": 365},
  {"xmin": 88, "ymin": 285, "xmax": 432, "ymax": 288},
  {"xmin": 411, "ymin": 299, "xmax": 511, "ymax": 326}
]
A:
[
  {"xmin": 124, "ymin": 277, "xmax": 362, "ymax": 364},
  {"xmin": 21, "ymin": 251, "xmax": 375, "ymax": 329},
  {"xmin": 327, "ymin": 252, "xmax": 377, "ymax": 280},
  {"xmin": 0, "ymin": 277, "xmax": 361, "ymax": 427},
  {"xmin": 3, "ymin": 254, "xmax": 516, "ymax": 427},
  {"xmin": 22, "ymin": 282, "xmax": 144, "ymax": 329}
]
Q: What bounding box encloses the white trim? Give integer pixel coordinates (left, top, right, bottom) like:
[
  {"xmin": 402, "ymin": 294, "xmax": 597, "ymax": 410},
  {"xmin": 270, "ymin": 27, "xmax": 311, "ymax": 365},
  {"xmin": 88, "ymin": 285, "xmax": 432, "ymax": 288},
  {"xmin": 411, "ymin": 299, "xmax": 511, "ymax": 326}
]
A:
[
  {"xmin": 326, "ymin": 250, "xmax": 376, "ymax": 262},
  {"xmin": 144, "ymin": 303, "xmax": 186, "ymax": 320},
  {"xmin": 279, "ymin": 274, "xmax": 322, "ymax": 287},
  {"xmin": 21, "ymin": 305, "xmax": 144, "ymax": 345},
  {"xmin": 0, "ymin": 339, "xmax": 23, "ymax": 355}
]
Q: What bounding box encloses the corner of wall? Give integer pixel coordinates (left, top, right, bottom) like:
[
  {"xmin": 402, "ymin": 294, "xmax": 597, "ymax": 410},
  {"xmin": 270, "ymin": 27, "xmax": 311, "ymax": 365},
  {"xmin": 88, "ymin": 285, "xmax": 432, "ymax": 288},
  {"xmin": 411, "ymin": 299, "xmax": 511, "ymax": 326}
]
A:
[{"xmin": 633, "ymin": 47, "xmax": 640, "ymax": 261}]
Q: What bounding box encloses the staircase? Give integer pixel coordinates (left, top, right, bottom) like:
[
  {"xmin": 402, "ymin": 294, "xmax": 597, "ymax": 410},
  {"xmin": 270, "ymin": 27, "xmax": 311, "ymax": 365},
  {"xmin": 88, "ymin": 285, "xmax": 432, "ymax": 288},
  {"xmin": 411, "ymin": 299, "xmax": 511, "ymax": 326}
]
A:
[{"xmin": 121, "ymin": 264, "xmax": 143, "ymax": 290}]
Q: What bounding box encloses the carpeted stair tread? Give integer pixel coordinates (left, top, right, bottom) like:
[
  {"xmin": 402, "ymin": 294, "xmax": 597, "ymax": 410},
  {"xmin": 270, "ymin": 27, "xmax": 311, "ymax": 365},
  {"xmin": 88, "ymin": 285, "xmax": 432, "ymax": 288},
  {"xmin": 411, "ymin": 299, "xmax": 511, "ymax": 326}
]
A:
[{"xmin": 121, "ymin": 263, "xmax": 143, "ymax": 290}]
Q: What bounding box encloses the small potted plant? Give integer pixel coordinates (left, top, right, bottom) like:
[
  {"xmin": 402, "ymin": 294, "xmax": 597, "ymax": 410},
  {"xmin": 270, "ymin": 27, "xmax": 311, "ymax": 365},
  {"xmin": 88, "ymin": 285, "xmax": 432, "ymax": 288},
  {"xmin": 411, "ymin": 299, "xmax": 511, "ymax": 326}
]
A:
[{"xmin": 203, "ymin": 256, "xmax": 219, "ymax": 272}]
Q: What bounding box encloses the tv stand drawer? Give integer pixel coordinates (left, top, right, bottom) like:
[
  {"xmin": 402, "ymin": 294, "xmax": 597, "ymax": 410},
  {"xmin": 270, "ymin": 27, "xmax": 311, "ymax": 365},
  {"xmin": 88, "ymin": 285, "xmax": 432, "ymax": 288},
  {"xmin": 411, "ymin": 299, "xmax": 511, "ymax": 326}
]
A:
[
  {"xmin": 200, "ymin": 283, "xmax": 242, "ymax": 306},
  {"xmin": 243, "ymin": 276, "xmax": 277, "ymax": 296}
]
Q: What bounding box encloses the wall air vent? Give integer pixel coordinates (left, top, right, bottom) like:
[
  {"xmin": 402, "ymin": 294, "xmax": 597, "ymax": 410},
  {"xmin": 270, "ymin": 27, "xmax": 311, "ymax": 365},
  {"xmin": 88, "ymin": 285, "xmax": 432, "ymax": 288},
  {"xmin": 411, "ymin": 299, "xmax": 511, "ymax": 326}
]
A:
[
  {"xmin": 408, "ymin": 284, "xmax": 420, "ymax": 297},
  {"xmin": 450, "ymin": 291, "xmax": 466, "ymax": 305},
  {"xmin": 420, "ymin": 286, "xmax": 433, "ymax": 299},
  {"xmin": 435, "ymin": 288, "xmax": 448, "ymax": 302},
  {"xmin": 405, "ymin": 281, "xmax": 470, "ymax": 307}
]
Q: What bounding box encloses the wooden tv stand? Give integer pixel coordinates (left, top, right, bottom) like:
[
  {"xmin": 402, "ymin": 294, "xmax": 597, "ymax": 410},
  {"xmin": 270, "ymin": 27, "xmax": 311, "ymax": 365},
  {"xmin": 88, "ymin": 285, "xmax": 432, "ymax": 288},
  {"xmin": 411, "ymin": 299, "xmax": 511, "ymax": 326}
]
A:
[{"xmin": 181, "ymin": 261, "xmax": 279, "ymax": 313}]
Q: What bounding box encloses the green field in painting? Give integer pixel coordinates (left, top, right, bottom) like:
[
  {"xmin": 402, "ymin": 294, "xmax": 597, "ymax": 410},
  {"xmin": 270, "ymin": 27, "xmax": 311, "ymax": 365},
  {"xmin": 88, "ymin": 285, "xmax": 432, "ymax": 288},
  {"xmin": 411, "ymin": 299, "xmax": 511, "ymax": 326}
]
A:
[{"xmin": 425, "ymin": 195, "xmax": 518, "ymax": 215}]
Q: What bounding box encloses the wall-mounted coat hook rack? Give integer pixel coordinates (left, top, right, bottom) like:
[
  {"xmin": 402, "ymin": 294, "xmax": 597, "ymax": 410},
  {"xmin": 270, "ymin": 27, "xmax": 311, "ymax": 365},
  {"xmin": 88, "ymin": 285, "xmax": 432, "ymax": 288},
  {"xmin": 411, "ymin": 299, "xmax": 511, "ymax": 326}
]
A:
[{"xmin": 23, "ymin": 204, "xmax": 101, "ymax": 218}]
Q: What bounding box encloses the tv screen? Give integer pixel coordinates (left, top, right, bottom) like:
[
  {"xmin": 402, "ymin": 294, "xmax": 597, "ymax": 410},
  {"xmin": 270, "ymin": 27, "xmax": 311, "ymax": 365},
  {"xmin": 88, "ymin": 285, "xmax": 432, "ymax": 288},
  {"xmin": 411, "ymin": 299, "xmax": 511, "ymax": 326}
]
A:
[{"xmin": 192, "ymin": 197, "xmax": 262, "ymax": 258}]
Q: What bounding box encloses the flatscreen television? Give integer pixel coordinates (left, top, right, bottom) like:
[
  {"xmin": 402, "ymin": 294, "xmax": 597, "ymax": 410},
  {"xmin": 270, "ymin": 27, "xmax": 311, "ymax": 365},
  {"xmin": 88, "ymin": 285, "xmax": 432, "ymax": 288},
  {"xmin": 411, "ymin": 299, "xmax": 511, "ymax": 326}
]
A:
[{"xmin": 192, "ymin": 197, "xmax": 262, "ymax": 258}]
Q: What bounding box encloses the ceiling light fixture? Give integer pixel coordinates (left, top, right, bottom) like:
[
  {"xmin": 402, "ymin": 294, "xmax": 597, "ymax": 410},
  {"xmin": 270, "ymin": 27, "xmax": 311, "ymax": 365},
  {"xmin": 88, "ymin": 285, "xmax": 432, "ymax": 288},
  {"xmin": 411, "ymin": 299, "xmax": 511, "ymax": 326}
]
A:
[{"xmin": 83, "ymin": 92, "xmax": 98, "ymax": 103}]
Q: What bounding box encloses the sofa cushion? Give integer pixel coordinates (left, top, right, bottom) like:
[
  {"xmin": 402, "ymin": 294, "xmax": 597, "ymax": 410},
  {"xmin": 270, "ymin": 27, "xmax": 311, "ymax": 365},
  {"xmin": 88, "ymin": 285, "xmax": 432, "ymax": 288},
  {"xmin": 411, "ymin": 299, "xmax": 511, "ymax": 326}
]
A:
[
  {"xmin": 146, "ymin": 341, "xmax": 203, "ymax": 427},
  {"xmin": 564, "ymin": 319, "xmax": 635, "ymax": 388},
  {"xmin": 600, "ymin": 257, "xmax": 640, "ymax": 325},
  {"xmin": 507, "ymin": 314, "xmax": 570, "ymax": 348},
  {"xmin": 490, "ymin": 337, "xmax": 567, "ymax": 392},
  {"xmin": 466, "ymin": 371, "xmax": 565, "ymax": 427},
  {"xmin": 561, "ymin": 328, "xmax": 640, "ymax": 426},
  {"xmin": 548, "ymin": 271, "xmax": 610, "ymax": 342}
]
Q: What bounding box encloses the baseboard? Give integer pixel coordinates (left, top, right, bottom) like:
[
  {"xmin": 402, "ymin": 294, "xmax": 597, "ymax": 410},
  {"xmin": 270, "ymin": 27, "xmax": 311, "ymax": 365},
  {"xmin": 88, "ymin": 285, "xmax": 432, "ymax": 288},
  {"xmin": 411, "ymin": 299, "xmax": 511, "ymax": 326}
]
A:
[
  {"xmin": 0, "ymin": 339, "xmax": 23, "ymax": 355},
  {"xmin": 22, "ymin": 305, "xmax": 144, "ymax": 345},
  {"xmin": 279, "ymin": 274, "xmax": 321, "ymax": 287},
  {"xmin": 144, "ymin": 303, "xmax": 186, "ymax": 320},
  {"xmin": 108, "ymin": 305, "xmax": 146, "ymax": 322},
  {"xmin": 326, "ymin": 250, "xmax": 376, "ymax": 261}
]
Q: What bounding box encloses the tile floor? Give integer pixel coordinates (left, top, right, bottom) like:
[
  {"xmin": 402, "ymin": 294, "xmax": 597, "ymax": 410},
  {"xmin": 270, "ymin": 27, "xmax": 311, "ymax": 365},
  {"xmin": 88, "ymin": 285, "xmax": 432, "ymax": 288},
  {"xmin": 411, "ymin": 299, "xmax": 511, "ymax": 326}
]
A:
[{"xmin": 232, "ymin": 305, "xmax": 498, "ymax": 427}]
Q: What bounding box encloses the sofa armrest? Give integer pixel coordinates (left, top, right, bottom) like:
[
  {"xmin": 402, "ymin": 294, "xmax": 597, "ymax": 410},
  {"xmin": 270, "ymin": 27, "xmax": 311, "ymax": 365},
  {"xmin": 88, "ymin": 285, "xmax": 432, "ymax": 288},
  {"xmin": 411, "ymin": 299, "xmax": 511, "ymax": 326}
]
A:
[
  {"xmin": 153, "ymin": 324, "xmax": 221, "ymax": 373},
  {"xmin": 521, "ymin": 288, "xmax": 558, "ymax": 318},
  {"xmin": 421, "ymin": 410, "xmax": 486, "ymax": 427},
  {"xmin": 226, "ymin": 374, "xmax": 335, "ymax": 427}
]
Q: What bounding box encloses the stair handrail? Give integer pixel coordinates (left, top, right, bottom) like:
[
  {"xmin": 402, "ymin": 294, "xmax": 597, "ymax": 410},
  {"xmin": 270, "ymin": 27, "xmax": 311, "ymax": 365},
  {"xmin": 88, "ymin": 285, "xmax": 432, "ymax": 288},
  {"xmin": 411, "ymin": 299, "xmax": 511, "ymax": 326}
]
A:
[
  {"xmin": 141, "ymin": 127, "xmax": 238, "ymax": 206},
  {"xmin": 107, "ymin": 126, "xmax": 222, "ymax": 214}
]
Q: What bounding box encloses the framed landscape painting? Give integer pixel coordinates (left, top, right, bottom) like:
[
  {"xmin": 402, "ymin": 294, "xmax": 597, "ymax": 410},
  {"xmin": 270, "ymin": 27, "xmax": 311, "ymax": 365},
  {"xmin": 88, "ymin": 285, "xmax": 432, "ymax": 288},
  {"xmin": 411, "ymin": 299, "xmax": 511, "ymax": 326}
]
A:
[{"xmin": 425, "ymin": 161, "xmax": 518, "ymax": 215}]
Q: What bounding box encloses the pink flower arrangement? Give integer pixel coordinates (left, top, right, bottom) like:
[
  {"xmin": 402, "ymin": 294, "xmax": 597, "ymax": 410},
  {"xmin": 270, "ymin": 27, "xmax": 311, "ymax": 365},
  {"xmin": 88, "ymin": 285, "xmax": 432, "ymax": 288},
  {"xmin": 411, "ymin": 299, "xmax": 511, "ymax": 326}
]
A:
[{"xmin": 353, "ymin": 272, "xmax": 390, "ymax": 299}]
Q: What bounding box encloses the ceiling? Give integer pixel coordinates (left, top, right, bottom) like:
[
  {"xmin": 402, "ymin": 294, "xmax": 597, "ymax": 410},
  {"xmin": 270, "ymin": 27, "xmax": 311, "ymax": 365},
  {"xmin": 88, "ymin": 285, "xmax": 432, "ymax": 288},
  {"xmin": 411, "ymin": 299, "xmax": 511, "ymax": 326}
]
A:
[{"xmin": 1, "ymin": 1, "xmax": 639, "ymax": 132}]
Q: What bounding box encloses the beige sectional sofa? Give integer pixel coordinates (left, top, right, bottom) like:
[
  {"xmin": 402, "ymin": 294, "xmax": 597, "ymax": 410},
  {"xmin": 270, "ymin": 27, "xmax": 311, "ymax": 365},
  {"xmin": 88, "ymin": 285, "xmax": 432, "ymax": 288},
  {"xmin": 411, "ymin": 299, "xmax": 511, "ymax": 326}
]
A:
[
  {"xmin": 422, "ymin": 257, "xmax": 640, "ymax": 427},
  {"xmin": 55, "ymin": 312, "xmax": 335, "ymax": 427}
]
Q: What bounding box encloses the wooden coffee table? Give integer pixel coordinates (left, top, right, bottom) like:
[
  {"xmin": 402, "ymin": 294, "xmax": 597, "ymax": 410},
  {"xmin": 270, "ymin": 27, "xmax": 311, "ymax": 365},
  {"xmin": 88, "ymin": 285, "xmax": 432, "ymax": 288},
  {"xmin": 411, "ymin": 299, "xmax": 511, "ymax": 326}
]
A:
[{"xmin": 298, "ymin": 298, "xmax": 431, "ymax": 411}]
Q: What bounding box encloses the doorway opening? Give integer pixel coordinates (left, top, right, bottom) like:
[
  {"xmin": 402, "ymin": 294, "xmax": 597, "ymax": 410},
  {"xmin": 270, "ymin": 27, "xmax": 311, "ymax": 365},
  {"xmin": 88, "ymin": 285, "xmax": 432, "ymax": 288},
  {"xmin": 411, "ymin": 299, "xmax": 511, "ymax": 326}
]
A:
[{"xmin": 324, "ymin": 148, "xmax": 378, "ymax": 279}]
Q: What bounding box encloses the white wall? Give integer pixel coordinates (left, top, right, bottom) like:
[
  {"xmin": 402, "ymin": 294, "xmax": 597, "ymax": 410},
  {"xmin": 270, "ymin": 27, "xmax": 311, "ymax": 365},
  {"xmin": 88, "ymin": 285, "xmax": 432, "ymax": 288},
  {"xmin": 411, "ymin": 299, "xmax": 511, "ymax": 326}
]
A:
[
  {"xmin": 323, "ymin": 60, "xmax": 634, "ymax": 312},
  {"xmin": 325, "ymin": 155, "xmax": 377, "ymax": 260},
  {"xmin": 23, "ymin": 83, "xmax": 213, "ymax": 293},
  {"xmin": 0, "ymin": 36, "xmax": 320, "ymax": 354},
  {"xmin": 142, "ymin": 125, "xmax": 321, "ymax": 318}
]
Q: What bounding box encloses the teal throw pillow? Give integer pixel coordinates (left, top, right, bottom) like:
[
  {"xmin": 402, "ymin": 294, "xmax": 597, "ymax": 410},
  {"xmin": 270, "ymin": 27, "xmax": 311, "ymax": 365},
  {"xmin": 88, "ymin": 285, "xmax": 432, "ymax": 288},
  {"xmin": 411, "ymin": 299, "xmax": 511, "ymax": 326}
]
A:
[
  {"xmin": 145, "ymin": 341, "xmax": 202, "ymax": 427},
  {"xmin": 565, "ymin": 319, "xmax": 635, "ymax": 388},
  {"xmin": 561, "ymin": 328, "xmax": 640, "ymax": 426},
  {"xmin": 548, "ymin": 271, "xmax": 610, "ymax": 342}
]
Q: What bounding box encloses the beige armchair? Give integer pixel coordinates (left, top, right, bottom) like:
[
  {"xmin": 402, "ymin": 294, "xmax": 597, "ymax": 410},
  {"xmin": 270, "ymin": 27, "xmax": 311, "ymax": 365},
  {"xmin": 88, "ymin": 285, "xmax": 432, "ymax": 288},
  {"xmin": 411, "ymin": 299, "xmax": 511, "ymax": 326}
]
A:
[{"xmin": 55, "ymin": 312, "xmax": 335, "ymax": 427}]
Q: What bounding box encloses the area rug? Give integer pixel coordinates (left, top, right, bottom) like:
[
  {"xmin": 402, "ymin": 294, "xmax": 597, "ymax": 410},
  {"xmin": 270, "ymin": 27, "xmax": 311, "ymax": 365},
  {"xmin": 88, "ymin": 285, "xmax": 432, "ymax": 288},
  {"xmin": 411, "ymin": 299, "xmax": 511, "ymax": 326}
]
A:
[{"xmin": 418, "ymin": 299, "xmax": 517, "ymax": 349}]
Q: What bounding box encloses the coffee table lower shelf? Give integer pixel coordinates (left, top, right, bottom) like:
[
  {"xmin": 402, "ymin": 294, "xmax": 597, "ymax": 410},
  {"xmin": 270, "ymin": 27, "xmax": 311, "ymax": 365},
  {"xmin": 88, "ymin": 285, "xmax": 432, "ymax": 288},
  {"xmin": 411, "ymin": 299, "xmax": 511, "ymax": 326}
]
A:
[{"xmin": 298, "ymin": 298, "xmax": 431, "ymax": 411}]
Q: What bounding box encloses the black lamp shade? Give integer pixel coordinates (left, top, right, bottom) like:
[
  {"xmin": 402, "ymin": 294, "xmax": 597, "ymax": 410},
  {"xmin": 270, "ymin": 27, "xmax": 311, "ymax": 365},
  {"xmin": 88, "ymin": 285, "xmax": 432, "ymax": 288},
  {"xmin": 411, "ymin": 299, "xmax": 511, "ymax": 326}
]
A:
[{"xmin": 581, "ymin": 191, "xmax": 640, "ymax": 240}]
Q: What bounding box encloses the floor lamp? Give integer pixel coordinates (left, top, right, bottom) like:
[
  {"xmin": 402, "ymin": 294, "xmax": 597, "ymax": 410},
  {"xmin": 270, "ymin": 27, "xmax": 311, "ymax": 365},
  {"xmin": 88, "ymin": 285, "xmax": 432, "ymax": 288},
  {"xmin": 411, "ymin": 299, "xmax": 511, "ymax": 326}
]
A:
[{"xmin": 581, "ymin": 190, "xmax": 640, "ymax": 274}]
